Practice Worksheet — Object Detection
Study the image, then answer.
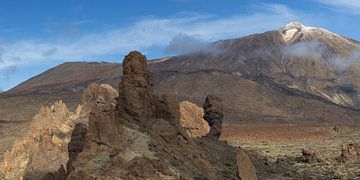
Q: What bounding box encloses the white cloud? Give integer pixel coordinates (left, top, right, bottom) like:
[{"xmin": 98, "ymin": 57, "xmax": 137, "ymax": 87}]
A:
[
  {"xmin": 315, "ymin": 0, "xmax": 360, "ymax": 14},
  {"xmin": 0, "ymin": 3, "xmax": 298, "ymax": 70},
  {"xmin": 282, "ymin": 40, "xmax": 328, "ymax": 60},
  {"xmin": 282, "ymin": 40, "xmax": 360, "ymax": 72}
]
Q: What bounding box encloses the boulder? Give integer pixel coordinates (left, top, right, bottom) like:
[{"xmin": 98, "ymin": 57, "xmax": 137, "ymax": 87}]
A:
[
  {"xmin": 237, "ymin": 149, "xmax": 258, "ymax": 180},
  {"xmin": 339, "ymin": 143, "xmax": 359, "ymax": 162},
  {"xmin": 179, "ymin": 101, "xmax": 210, "ymax": 138},
  {"xmin": 298, "ymin": 149, "xmax": 321, "ymax": 163}
]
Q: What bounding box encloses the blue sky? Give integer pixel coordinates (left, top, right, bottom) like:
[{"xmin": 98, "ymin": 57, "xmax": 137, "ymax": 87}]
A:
[{"xmin": 0, "ymin": 0, "xmax": 359, "ymax": 91}]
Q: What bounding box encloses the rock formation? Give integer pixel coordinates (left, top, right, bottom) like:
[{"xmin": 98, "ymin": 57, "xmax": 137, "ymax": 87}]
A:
[
  {"xmin": 179, "ymin": 101, "xmax": 210, "ymax": 138},
  {"xmin": 0, "ymin": 83, "xmax": 118, "ymax": 179},
  {"xmin": 117, "ymin": 51, "xmax": 155, "ymax": 122},
  {"xmin": 0, "ymin": 101, "xmax": 73, "ymax": 180},
  {"xmin": 67, "ymin": 51, "xmax": 256, "ymax": 179},
  {"xmin": 339, "ymin": 143, "xmax": 359, "ymax": 162},
  {"xmin": 203, "ymin": 95, "xmax": 224, "ymax": 139},
  {"xmin": 1, "ymin": 51, "xmax": 257, "ymax": 179}
]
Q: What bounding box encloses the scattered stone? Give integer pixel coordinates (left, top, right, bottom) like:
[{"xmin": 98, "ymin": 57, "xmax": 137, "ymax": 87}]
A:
[
  {"xmin": 203, "ymin": 95, "xmax": 224, "ymax": 139},
  {"xmin": 333, "ymin": 126, "xmax": 340, "ymax": 133},
  {"xmin": 298, "ymin": 149, "xmax": 321, "ymax": 163}
]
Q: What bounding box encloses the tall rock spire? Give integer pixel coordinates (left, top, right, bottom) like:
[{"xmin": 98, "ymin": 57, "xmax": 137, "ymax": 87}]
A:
[{"xmin": 117, "ymin": 51, "xmax": 155, "ymax": 121}]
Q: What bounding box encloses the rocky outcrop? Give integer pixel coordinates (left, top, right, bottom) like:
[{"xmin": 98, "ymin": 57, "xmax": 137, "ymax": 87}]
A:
[
  {"xmin": 179, "ymin": 101, "xmax": 210, "ymax": 138},
  {"xmin": 0, "ymin": 101, "xmax": 73, "ymax": 180},
  {"xmin": 0, "ymin": 83, "xmax": 118, "ymax": 180},
  {"xmin": 75, "ymin": 83, "xmax": 119, "ymax": 123},
  {"xmin": 203, "ymin": 95, "xmax": 224, "ymax": 139},
  {"xmin": 298, "ymin": 149, "xmax": 321, "ymax": 163},
  {"xmin": 67, "ymin": 51, "xmax": 256, "ymax": 179},
  {"xmin": 339, "ymin": 143, "xmax": 359, "ymax": 162}
]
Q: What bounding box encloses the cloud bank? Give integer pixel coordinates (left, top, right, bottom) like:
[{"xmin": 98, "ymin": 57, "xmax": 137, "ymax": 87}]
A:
[
  {"xmin": 282, "ymin": 40, "xmax": 329, "ymax": 60},
  {"xmin": 282, "ymin": 40, "xmax": 360, "ymax": 71}
]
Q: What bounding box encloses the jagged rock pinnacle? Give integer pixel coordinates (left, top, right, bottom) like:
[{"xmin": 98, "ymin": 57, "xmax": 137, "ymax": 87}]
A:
[{"xmin": 117, "ymin": 51, "xmax": 155, "ymax": 121}]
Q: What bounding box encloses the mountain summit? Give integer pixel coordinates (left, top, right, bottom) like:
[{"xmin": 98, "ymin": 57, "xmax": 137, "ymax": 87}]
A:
[{"xmin": 279, "ymin": 21, "xmax": 358, "ymax": 48}]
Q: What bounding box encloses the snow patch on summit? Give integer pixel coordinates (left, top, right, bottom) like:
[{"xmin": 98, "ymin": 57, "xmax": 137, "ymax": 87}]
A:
[{"xmin": 279, "ymin": 21, "xmax": 341, "ymax": 44}]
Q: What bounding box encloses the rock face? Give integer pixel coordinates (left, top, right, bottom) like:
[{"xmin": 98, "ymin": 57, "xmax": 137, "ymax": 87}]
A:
[
  {"xmin": 0, "ymin": 83, "xmax": 118, "ymax": 180},
  {"xmin": 67, "ymin": 51, "xmax": 256, "ymax": 179},
  {"xmin": 203, "ymin": 95, "xmax": 224, "ymax": 139},
  {"xmin": 299, "ymin": 149, "xmax": 321, "ymax": 163},
  {"xmin": 179, "ymin": 101, "xmax": 210, "ymax": 138},
  {"xmin": 339, "ymin": 143, "xmax": 359, "ymax": 162}
]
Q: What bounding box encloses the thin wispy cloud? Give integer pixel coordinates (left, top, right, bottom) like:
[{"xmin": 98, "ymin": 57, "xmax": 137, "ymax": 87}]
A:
[
  {"xmin": 315, "ymin": 0, "xmax": 360, "ymax": 15},
  {"xmin": 71, "ymin": 20, "xmax": 93, "ymax": 25},
  {"xmin": 0, "ymin": 3, "xmax": 297, "ymax": 71}
]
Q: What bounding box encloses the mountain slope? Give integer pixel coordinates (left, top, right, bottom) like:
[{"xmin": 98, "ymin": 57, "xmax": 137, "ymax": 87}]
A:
[{"xmin": 151, "ymin": 22, "xmax": 360, "ymax": 108}]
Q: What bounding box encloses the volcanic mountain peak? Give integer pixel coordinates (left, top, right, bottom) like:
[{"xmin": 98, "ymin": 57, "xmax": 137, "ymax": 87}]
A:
[
  {"xmin": 279, "ymin": 21, "xmax": 348, "ymax": 44},
  {"xmin": 284, "ymin": 21, "xmax": 306, "ymax": 29}
]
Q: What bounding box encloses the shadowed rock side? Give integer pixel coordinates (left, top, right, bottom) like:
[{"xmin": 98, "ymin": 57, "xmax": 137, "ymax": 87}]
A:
[
  {"xmin": 203, "ymin": 95, "xmax": 224, "ymax": 139},
  {"xmin": 66, "ymin": 123, "xmax": 88, "ymax": 174},
  {"xmin": 67, "ymin": 51, "xmax": 257, "ymax": 179},
  {"xmin": 0, "ymin": 84, "xmax": 118, "ymax": 180},
  {"xmin": 179, "ymin": 101, "xmax": 210, "ymax": 138}
]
